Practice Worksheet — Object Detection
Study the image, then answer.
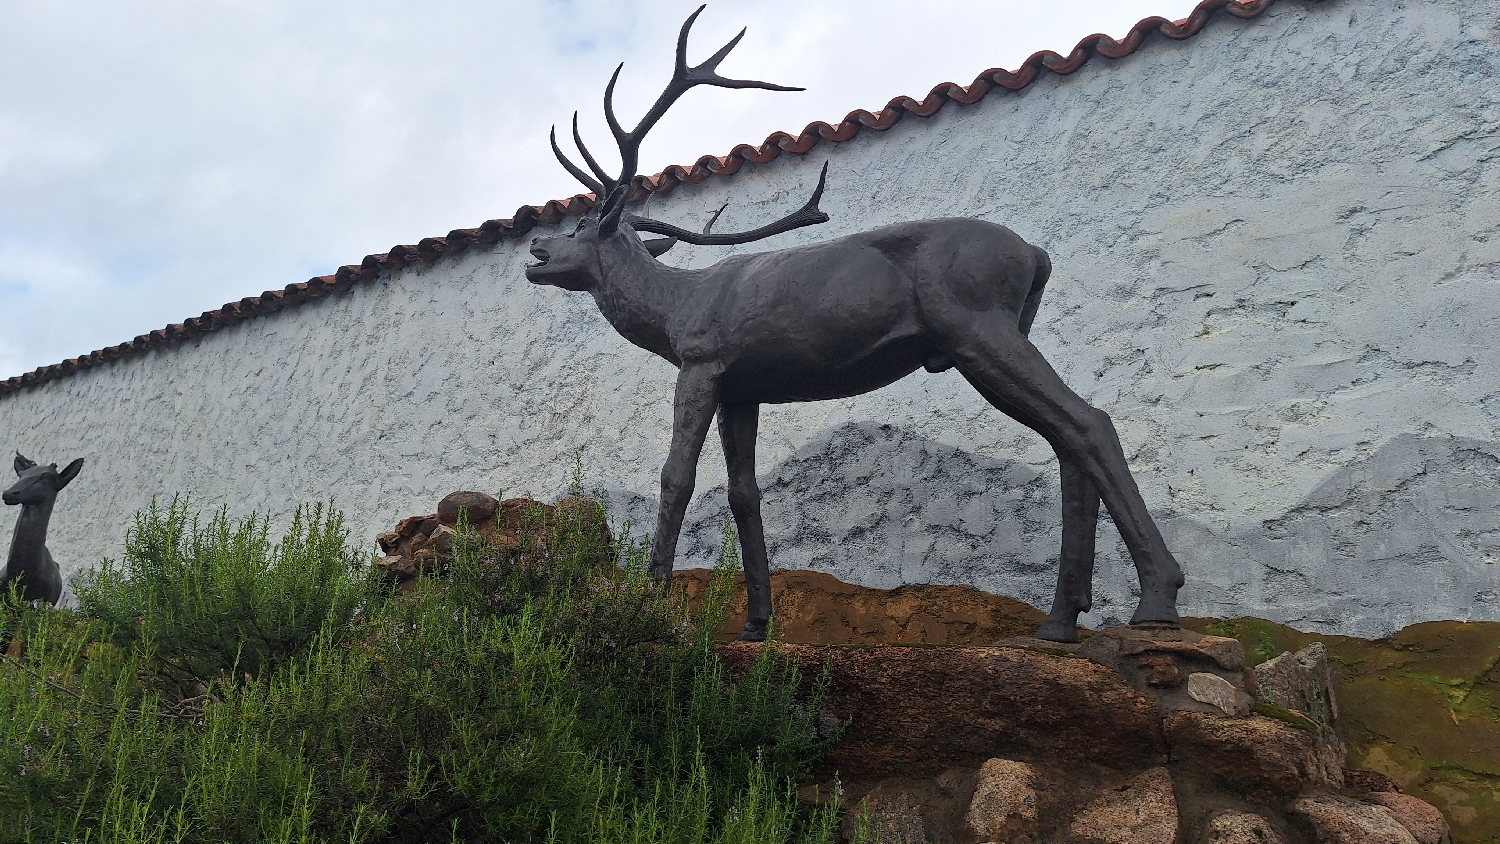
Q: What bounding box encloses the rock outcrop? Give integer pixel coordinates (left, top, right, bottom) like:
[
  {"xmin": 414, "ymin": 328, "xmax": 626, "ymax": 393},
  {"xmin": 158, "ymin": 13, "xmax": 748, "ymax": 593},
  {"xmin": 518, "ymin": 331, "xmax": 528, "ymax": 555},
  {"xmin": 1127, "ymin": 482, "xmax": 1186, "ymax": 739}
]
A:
[
  {"xmin": 374, "ymin": 491, "xmax": 609, "ymax": 584},
  {"xmin": 718, "ymin": 632, "xmax": 1450, "ymax": 843},
  {"xmin": 673, "ymin": 568, "xmax": 1059, "ymax": 644},
  {"xmin": 370, "ymin": 501, "xmax": 1472, "ymax": 841}
]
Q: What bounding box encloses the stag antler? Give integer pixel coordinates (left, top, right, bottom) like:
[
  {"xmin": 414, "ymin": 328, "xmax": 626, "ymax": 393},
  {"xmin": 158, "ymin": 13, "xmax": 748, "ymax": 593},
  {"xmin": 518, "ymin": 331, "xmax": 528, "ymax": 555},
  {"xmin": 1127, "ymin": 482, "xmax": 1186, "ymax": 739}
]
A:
[
  {"xmin": 552, "ymin": 5, "xmax": 829, "ymax": 243},
  {"xmin": 627, "ymin": 162, "xmax": 829, "ymax": 246}
]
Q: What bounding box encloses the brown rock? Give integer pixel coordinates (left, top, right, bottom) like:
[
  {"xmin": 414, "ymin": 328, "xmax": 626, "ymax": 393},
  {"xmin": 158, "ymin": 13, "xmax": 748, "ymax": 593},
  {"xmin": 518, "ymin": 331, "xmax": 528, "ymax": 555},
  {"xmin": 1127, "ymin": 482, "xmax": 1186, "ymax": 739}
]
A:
[
  {"xmin": 1164, "ymin": 711, "xmax": 1343, "ymax": 796},
  {"xmin": 1081, "ymin": 625, "xmax": 1245, "ymax": 672},
  {"xmin": 374, "ymin": 554, "xmax": 416, "ymax": 581},
  {"xmin": 1253, "ymin": 642, "xmax": 1339, "ymax": 732},
  {"xmin": 1203, "ymin": 810, "xmax": 1288, "ymax": 844},
  {"xmin": 846, "ymin": 783, "xmax": 925, "ymax": 844},
  {"xmin": 428, "ymin": 524, "xmax": 456, "ymax": 554},
  {"xmin": 376, "ymin": 531, "xmax": 401, "ymax": 554},
  {"xmin": 1067, "ymin": 767, "xmax": 1178, "ymax": 844},
  {"xmin": 1139, "ymin": 655, "xmax": 1183, "ymax": 688},
  {"xmin": 391, "ymin": 515, "xmax": 427, "ymax": 537},
  {"xmin": 677, "ymin": 568, "xmax": 1056, "ymax": 645},
  {"xmin": 1080, "ymin": 626, "xmax": 1254, "ymax": 718},
  {"xmin": 413, "ymin": 547, "xmax": 438, "ymax": 570},
  {"xmin": 1187, "ymin": 672, "xmax": 1249, "ymax": 716},
  {"xmin": 407, "ymin": 532, "xmax": 428, "ymax": 556},
  {"xmin": 1289, "ymin": 795, "xmax": 1419, "ymax": 843},
  {"xmin": 418, "ymin": 516, "xmax": 440, "ymax": 537},
  {"xmin": 437, "ymin": 491, "xmax": 499, "ymax": 526},
  {"xmin": 965, "ymin": 758, "xmax": 1038, "ymax": 840},
  {"xmin": 496, "ymin": 497, "xmax": 555, "ymax": 532},
  {"xmin": 715, "ymin": 643, "xmax": 1163, "ymax": 776},
  {"xmin": 1367, "ymin": 792, "xmax": 1451, "ymax": 844},
  {"xmin": 1344, "ymin": 768, "xmax": 1403, "ymax": 794}
]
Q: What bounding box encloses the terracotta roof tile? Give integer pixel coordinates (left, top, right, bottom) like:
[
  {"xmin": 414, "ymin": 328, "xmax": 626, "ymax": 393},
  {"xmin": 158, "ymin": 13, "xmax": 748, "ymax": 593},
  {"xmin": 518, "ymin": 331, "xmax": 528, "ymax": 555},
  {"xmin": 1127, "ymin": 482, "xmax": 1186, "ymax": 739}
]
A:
[{"xmin": 0, "ymin": 0, "xmax": 1295, "ymax": 396}]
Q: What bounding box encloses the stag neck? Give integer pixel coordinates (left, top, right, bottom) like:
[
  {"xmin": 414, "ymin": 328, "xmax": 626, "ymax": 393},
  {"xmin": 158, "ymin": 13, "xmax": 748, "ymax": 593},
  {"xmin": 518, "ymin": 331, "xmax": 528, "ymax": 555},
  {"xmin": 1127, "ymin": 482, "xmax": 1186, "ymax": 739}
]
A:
[
  {"xmin": 8, "ymin": 498, "xmax": 54, "ymax": 572},
  {"xmin": 589, "ymin": 234, "xmax": 698, "ymax": 363}
]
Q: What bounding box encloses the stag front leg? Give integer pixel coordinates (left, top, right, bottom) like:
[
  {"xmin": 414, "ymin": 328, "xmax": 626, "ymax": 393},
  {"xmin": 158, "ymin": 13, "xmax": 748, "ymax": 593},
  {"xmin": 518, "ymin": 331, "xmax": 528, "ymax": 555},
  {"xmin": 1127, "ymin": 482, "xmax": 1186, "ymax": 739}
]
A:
[
  {"xmin": 649, "ymin": 365, "xmax": 721, "ymax": 584},
  {"xmin": 719, "ymin": 402, "xmax": 771, "ymax": 642}
]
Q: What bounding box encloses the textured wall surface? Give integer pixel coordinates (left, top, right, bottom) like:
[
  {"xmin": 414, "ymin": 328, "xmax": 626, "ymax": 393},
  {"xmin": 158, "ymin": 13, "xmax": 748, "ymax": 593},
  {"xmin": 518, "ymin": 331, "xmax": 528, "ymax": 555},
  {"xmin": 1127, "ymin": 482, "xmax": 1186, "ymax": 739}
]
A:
[{"xmin": 1, "ymin": 0, "xmax": 1496, "ymax": 636}]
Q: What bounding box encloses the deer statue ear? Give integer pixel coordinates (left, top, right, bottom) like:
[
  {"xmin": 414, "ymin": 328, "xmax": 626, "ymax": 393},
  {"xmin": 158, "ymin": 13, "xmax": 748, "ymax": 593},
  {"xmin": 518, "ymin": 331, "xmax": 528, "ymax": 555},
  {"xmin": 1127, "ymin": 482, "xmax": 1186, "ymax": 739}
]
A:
[
  {"xmin": 643, "ymin": 237, "xmax": 679, "ymax": 258},
  {"xmin": 14, "ymin": 452, "xmax": 36, "ymax": 474},
  {"xmin": 56, "ymin": 458, "xmax": 84, "ymax": 489}
]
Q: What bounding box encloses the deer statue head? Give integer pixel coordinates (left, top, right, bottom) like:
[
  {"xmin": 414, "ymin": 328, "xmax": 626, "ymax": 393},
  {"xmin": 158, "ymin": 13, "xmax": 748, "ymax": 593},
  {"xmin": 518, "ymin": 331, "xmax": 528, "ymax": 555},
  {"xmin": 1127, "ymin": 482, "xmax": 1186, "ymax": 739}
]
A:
[
  {"xmin": 4, "ymin": 453, "xmax": 83, "ymax": 506},
  {"xmin": 525, "ymin": 4, "xmax": 829, "ymax": 294}
]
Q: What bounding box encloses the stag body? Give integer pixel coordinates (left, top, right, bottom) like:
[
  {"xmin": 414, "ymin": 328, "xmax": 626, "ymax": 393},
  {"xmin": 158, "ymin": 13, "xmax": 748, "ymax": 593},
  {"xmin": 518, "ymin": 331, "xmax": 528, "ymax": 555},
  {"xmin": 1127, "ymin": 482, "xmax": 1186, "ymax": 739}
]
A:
[
  {"xmin": 1, "ymin": 453, "xmax": 83, "ymax": 604},
  {"xmin": 527, "ymin": 6, "xmax": 1183, "ymax": 642}
]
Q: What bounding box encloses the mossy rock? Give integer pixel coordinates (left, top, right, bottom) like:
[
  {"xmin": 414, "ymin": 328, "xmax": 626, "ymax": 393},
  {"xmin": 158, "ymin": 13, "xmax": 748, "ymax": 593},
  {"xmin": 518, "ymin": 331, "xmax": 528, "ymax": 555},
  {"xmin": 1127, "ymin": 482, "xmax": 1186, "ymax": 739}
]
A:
[{"xmin": 1185, "ymin": 617, "xmax": 1500, "ymax": 844}]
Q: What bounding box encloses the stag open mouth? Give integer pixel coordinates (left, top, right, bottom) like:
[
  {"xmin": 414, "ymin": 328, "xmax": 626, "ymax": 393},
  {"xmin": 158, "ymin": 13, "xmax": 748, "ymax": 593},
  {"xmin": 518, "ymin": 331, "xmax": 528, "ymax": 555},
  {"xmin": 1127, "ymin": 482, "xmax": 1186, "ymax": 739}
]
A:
[{"xmin": 526, "ymin": 246, "xmax": 550, "ymax": 268}]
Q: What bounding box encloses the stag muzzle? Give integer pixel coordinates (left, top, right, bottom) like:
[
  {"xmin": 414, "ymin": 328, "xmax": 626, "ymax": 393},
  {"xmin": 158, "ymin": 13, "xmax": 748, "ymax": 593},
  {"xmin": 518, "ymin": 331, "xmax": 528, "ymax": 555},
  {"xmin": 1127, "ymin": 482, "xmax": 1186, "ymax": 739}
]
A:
[{"xmin": 524, "ymin": 243, "xmax": 551, "ymax": 282}]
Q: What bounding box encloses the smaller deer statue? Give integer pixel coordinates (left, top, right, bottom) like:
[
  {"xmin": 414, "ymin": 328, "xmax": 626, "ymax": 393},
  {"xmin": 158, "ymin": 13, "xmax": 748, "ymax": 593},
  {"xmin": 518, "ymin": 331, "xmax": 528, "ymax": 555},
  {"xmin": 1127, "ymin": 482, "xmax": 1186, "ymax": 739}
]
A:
[{"xmin": 1, "ymin": 453, "xmax": 83, "ymax": 604}]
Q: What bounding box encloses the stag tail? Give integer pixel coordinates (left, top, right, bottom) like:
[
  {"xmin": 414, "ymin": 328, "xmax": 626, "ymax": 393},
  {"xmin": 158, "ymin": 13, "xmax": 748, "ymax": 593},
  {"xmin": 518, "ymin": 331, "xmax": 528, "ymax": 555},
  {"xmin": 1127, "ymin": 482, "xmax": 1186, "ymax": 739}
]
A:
[{"xmin": 1018, "ymin": 245, "xmax": 1051, "ymax": 336}]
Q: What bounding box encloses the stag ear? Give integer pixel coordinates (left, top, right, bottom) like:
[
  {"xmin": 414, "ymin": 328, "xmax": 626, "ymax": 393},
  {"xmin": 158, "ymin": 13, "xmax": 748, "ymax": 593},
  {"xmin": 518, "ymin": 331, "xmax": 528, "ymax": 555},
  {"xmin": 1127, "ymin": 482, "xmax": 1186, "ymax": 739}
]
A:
[
  {"xmin": 597, "ymin": 185, "xmax": 631, "ymax": 238},
  {"xmin": 643, "ymin": 237, "xmax": 678, "ymax": 257},
  {"xmin": 14, "ymin": 452, "xmax": 35, "ymax": 474},
  {"xmin": 56, "ymin": 458, "xmax": 84, "ymax": 489}
]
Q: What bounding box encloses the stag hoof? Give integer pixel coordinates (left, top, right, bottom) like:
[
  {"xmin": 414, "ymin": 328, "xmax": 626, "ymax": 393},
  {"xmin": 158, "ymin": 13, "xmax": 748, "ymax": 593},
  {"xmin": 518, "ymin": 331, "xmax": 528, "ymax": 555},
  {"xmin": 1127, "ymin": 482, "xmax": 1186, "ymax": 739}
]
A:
[
  {"xmin": 1035, "ymin": 616, "xmax": 1081, "ymax": 643},
  {"xmin": 1128, "ymin": 601, "xmax": 1181, "ymax": 626},
  {"xmin": 736, "ymin": 621, "xmax": 768, "ymax": 643}
]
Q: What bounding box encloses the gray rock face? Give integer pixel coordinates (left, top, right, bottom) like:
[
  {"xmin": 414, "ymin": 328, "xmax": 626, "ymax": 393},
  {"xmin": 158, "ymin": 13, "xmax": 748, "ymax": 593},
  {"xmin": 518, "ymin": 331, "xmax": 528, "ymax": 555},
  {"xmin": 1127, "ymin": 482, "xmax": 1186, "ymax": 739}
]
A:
[
  {"xmin": 0, "ymin": 0, "xmax": 1497, "ymax": 637},
  {"xmin": 1254, "ymin": 642, "xmax": 1340, "ymax": 732}
]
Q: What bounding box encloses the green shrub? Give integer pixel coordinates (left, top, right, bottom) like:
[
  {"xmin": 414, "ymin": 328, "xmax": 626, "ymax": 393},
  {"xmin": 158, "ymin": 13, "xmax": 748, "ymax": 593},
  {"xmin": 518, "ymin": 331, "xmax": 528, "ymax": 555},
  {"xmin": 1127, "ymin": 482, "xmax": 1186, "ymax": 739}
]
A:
[{"xmin": 0, "ymin": 496, "xmax": 841, "ymax": 843}]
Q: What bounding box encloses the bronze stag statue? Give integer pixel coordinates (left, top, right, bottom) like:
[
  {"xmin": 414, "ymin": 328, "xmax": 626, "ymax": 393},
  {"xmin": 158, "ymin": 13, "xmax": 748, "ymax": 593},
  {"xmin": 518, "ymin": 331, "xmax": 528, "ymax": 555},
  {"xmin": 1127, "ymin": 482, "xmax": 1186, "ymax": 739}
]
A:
[
  {"xmin": 526, "ymin": 6, "xmax": 1183, "ymax": 642},
  {"xmin": 2, "ymin": 452, "xmax": 83, "ymax": 604}
]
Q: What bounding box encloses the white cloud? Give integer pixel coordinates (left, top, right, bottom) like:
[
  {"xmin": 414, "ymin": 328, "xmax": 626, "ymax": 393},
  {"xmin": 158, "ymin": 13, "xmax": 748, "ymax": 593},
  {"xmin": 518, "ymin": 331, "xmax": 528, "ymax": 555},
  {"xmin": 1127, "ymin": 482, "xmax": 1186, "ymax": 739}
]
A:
[{"xmin": 0, "ymin": 0, "xmax": 1203, "ymax": 377}]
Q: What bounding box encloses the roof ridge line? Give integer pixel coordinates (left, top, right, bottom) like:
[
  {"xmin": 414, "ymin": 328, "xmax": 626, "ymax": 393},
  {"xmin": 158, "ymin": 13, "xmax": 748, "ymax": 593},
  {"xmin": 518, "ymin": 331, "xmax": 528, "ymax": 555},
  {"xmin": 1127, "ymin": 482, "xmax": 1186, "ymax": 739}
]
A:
[{"xmin": 0, "ymin": 0, "xmax": 1293, "ymax": 396}]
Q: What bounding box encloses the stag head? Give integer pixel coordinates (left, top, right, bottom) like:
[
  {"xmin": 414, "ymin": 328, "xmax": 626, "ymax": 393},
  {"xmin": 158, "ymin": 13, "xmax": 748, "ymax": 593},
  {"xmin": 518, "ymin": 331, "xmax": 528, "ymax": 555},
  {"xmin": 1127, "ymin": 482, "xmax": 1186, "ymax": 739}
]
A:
[
  {"xmin": 3, "ymin": 452, "xmax": 83, "ymax": 506},
  {"xmin": 525, "ymin": 4, "xmax": 829, "ymax": 291}
]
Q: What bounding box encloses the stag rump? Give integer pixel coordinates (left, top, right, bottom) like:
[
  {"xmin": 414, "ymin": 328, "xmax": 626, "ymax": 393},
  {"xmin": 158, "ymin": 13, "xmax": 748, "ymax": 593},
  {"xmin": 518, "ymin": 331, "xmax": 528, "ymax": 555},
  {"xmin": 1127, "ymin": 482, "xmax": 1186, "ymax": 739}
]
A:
[{"xmin": 527, "ymin": 5, "xmax": 1184, "ymax": 642}]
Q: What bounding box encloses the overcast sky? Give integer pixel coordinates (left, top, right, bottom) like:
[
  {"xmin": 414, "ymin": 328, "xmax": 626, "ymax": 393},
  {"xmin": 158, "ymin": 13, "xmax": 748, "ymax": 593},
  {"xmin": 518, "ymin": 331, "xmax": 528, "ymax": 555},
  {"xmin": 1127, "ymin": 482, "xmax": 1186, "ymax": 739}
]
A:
[{"xmin": 0, "ymin": 0, "xmax": 1204, "ymax": 379}]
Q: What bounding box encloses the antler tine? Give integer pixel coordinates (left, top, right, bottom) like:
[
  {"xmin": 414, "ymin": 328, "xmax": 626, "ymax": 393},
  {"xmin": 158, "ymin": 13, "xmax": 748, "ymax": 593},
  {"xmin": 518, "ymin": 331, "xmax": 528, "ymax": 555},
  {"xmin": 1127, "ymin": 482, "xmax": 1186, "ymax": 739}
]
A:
[
  {"xmin": 597, "ymin": 6, "xmax": 803, "ymax": 234},
  {"xmin": 571, "ymin": 111, "xmax": 615, "ymax": 192},
  {"xmin": 692, "ymin": 27, "xmax": 803, "ymax": 92},
  {"xmin": 550, "ymin": 125, "xmax": 604, "ymax": 197},
  {"xmin": 703, "ymin": 203, "xmax": 728, "ymax": 234},
  {"xmin": 625, "ymin": 161, "xmax": 831, "ymax": 246},
  {"xmin": 602, "ymin": 63, "xmax": 628, "ymax": 151}
]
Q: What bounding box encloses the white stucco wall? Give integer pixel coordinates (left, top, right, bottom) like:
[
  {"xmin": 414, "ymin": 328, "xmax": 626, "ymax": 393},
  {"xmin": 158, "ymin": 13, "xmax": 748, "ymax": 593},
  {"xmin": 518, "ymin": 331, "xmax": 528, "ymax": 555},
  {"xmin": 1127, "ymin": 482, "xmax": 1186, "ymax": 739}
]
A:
[{"xmin": 2, "ymin": 0, "xmax": 1497, "ymax": 636}]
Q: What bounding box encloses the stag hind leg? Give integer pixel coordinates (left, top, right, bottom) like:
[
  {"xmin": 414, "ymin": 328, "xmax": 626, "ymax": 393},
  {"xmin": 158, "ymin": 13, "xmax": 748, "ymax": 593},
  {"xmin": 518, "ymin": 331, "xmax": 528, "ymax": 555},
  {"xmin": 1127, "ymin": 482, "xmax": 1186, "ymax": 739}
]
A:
[
  {"xmin": 719, "ymin": 402, "xmax": 772, "ymax": 642},
  {"xmin": 942, "ymin": 318, "xmax": 1183, "ymax": 627},
  {"xmin": 963, "ymin": 377, "xmax": 1100, "ymax": 642}
]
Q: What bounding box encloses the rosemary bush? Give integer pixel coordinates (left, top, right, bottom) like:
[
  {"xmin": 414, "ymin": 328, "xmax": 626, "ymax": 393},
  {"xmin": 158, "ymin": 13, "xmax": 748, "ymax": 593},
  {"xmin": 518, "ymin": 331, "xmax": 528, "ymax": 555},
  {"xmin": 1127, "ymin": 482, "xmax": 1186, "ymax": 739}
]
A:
[{"xmin": 0, "ymin": 496, "xmax": 841, "ymax": 843}]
